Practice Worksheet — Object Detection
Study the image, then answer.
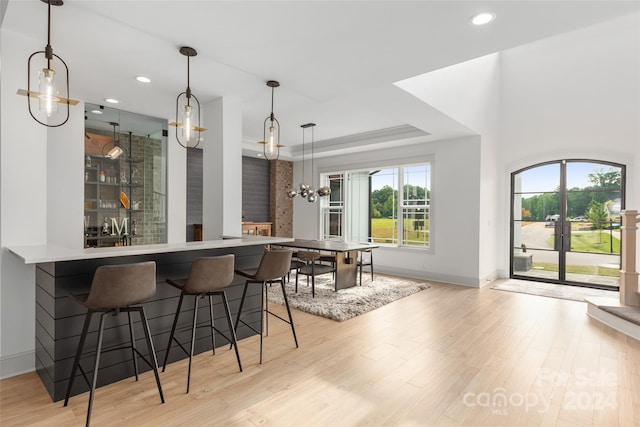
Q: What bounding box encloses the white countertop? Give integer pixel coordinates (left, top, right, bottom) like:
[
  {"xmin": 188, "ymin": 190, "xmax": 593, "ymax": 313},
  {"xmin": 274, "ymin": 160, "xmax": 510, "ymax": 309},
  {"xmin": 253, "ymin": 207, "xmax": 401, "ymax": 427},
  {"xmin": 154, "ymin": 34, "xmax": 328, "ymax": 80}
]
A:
[{"xmin": 7, "ymin": 236, "xmax": 294, "ymax": 264}]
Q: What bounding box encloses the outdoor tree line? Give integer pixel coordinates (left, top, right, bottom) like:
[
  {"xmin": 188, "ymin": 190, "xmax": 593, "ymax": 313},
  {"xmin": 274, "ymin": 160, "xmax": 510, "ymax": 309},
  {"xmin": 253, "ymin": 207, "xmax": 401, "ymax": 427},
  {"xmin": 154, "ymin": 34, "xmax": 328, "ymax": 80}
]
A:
[
  {"xmin": 371, "ymin": 185, "xmax": 429, "ymax": 218},
  {"xmin": 519, "ymin": 169, "xmax": 621, "ymax": 222}
]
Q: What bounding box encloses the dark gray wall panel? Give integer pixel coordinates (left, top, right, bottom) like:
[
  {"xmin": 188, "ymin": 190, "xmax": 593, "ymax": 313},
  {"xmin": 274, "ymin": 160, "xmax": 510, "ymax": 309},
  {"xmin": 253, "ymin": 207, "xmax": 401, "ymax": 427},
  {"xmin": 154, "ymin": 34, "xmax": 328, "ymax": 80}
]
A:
[
  {"xmin": 186, "ymin": 148, "xmax": 203, "ymax": 241},
  {"xmin": 35, "ymin": 245, "xmax": 270, "ymax": 402},
  {"xmin": 242, "ymin": 156, "xmax": 270, "ymax": 222}
]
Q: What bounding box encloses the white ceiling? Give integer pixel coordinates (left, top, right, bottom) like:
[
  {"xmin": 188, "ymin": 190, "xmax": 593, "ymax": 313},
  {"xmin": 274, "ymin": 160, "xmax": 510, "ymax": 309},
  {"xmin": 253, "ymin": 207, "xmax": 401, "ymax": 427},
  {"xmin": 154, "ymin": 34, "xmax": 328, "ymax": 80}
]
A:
[{"xmin": 3, "ymin": 1, "xmax": 639, "ymax": 158}]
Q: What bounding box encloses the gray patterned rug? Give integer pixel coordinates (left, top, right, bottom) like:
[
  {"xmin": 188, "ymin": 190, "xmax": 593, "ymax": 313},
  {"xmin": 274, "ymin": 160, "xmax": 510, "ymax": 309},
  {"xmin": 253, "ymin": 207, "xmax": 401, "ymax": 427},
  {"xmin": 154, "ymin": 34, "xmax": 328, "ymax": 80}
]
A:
[
  {"xmin": 267, "ymin": 272, "xmax": 430, "ymax": 321},
  {"xmin": 492, "ymin": 279, "xmax": 618, "ymax": 302}
]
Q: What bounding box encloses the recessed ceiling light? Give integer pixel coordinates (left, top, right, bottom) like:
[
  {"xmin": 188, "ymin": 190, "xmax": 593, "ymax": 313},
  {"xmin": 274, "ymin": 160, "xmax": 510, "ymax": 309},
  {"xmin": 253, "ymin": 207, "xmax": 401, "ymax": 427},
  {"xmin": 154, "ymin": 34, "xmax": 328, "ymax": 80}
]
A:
[
  {"xmin": 257, "ymin": 153, "xmax": 263, "ymax": 157},
  {"xmin": 470, "ymin": 11, "xmax": 495, "ymax": 26},
  {"xmin": 91, "ymin": 109, "xmax": 103, "ymax": 115},
  {"xmin": 136, "ymin": 76, "xmax": 151, "ymax": 83},
  {"xmin": 105, "ymin": 98, "xmax": 119, "ymax": 104}
]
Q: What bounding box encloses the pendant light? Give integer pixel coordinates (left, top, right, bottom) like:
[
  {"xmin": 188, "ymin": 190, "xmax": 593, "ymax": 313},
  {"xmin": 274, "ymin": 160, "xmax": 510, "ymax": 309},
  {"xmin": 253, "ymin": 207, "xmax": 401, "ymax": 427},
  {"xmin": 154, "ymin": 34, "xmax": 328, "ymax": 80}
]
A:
[
  {"xmin": 169, "ymin": 46, "xmax": 207, "ymax": 148},
  {"xmin": 17, "ymin": 0, "xmax": 79, "ymax": 127},
  {"xmin": 287, "ymin": 123, "xmax": 331, "ymax": 202},
  {"xmin": 258, "ymin": 80, "xmax": 283, "ymax": 160},
  {"xmin": 102, "ymin": 122, "xmax": 126, "ymax": 159}
]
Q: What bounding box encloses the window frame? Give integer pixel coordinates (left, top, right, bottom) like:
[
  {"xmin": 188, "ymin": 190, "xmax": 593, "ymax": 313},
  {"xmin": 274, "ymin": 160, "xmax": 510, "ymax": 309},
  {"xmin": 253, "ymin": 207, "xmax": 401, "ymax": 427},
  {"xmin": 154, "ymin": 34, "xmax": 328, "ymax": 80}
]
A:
[{"xmin": 319, "ymin": 161, "xmax": 431, "ymax": 250}]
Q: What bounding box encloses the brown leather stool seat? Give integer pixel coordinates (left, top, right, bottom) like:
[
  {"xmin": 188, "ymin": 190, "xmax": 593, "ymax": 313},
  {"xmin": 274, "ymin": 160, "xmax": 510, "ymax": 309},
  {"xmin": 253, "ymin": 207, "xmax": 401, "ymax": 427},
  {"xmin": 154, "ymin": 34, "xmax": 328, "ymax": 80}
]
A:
[
  {"xmin": 233, "ymin": 248, "xmax": 297, "ymax": 363},
  {"xmin": 161, "ymin": 254, "xmax": 242, "ymax": 393},
  {"xmin": 63, "ymin": 261, "xmax": 164, "ymax": 427}
]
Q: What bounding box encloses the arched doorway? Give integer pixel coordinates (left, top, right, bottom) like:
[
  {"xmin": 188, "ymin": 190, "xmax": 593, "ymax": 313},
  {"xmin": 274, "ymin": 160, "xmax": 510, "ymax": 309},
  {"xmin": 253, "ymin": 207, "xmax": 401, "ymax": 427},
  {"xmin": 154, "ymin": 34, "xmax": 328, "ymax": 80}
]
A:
[{"xmin": 511, "ymin": 160, "xmax": 625, "ymax": 290}]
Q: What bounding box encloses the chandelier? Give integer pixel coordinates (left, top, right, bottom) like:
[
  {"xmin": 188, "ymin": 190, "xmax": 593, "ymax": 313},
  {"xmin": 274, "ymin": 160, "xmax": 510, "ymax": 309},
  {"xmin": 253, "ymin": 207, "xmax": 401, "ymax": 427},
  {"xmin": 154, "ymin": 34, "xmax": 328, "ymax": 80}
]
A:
[
  {"xmin": 17, "ymin": 0, "xmax": 78, "ymax": 127},
  {"xmin": 287, "ymin": 123, "xmax": 330, "ymax": 202}
]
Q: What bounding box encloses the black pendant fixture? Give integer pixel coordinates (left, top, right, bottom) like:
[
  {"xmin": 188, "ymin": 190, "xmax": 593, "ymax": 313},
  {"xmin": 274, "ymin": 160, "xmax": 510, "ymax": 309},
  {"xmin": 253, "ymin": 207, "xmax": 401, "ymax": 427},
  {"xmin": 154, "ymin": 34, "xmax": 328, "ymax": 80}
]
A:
[
  {"xmin": 258, "ymin": 80, "xmax": 283, "ymax": 160},
  {"xmin": 169, "ymin": 46, "xmax": 207, "ymax": 148},
  {"xmin": 17, "ymin": 0, "xmax": 79, "ymax": 127}
]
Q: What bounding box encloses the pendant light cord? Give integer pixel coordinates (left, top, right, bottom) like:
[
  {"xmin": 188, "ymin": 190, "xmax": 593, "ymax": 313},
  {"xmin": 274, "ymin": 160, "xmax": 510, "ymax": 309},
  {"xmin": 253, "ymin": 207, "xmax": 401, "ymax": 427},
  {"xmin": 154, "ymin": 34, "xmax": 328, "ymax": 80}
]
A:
[
  {"xmin": 301, "ymin": 127, "xmax": 306, "ymax": 183},
  {"xmin": 45, "ymin": 0, "xmax": 53, "ymax": 67},
  {"xmin": 311, "ymin": 126, "xmax": 315, "ymax": 187},
  {"xmin": 186, "ymin": 56, "xmax": 191, "ymax": 106}
]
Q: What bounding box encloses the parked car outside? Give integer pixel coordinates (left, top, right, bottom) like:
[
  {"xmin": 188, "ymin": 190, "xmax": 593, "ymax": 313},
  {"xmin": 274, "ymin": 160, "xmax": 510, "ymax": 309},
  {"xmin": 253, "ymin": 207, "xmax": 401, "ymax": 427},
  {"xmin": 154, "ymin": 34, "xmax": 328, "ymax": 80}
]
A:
[{"xmin": 571, "ymin": 216, "xmax": 586, "ymax": 222}]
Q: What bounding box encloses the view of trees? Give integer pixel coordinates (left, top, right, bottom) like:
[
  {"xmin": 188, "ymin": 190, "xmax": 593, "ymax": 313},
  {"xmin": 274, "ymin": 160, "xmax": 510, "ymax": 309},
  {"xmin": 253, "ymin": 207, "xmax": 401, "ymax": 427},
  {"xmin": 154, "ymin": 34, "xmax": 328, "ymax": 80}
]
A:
[
  {"xmin": 371, "ymin": 185, "xmax": 429, "ymax": 218},
  {"xmin": 519, "ymin": 169, "xmax": 621, "ymax": 221}
]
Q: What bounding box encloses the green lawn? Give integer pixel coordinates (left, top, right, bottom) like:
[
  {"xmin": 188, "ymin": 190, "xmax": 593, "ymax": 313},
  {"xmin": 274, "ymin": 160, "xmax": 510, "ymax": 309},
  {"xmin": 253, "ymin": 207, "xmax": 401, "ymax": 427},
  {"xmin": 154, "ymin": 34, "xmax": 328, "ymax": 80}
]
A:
[
  {"xmin": 531, "ymin": 262, "xmax": 620, "ymax": 278},
  {"xmin": 546, "ymin": 231, "xmax": 620, "ymax": 254},
  {"xmin": 370, "ymin": 218, "xmax": 430, "ymax": 245}
]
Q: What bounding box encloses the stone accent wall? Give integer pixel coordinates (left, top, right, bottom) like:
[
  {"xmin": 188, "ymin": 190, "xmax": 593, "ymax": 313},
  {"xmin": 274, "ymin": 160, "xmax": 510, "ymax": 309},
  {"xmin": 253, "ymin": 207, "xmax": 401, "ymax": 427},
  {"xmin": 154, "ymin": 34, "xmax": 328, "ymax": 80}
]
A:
[{"xmin": 269, "ymin": 160, "xmax": 293, "ymax": 237}]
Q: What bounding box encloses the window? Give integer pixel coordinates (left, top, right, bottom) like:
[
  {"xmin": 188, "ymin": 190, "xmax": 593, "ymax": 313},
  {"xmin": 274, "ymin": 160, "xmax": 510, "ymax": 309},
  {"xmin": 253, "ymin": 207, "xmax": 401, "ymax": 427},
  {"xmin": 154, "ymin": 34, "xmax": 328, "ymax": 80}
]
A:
[{"xmin": 320, "ymin": 163, "xmax": 431, "ymax": 248}]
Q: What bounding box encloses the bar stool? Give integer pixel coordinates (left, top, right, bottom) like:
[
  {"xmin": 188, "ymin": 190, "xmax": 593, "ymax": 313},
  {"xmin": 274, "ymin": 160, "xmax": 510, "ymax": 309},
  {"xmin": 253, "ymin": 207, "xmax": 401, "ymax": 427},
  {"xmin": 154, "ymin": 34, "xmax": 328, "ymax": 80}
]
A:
[
  {"xmin": 234, "ymin": 248, "xmax": 297, "ymax": 363},
  {"xmin": 161, "ymin": 254, "xmax": 242, "ymax": 393},
  {"xmin": 63, "ymin": 261, "xmax": 164, "ymax": 427}
]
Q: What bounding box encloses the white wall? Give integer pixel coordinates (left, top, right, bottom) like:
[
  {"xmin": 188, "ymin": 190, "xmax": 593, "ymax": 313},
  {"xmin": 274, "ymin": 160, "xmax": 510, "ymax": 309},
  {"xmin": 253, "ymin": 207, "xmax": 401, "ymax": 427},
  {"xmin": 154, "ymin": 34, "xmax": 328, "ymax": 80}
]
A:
[
  {"xmin": 395, "ymin": 53, "xmax": 502, "ymax": 285},
  {"xmin": 498, "ymin": 12, "xmax": 640, "ymax": 276},
  {"xmin": 293, "ymin": 136, "xmax": 482, "ymax": 286},
  {"xmin": 1, "ymin": 29, "xmax": 48, "ymax": 377}
]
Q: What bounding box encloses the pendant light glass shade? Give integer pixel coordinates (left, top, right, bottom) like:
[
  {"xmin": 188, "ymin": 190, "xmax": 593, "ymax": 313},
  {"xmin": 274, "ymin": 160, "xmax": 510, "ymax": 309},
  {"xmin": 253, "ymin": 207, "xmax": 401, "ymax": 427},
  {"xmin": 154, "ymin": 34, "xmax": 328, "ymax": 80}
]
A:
[
  {"xmin": 258, "ymin": 80, "xmax": 283, "ymax": 160},
  {"xmin": 102, "ymin": 122, "xmax": 126, "ymax": 160},
  {"xmin": 17, "ymin": 0, "xmax": 78, "ymax": 127},
  {"xmin": 169, "ymin": 46, "xmax": 207, "ymax": 148}
]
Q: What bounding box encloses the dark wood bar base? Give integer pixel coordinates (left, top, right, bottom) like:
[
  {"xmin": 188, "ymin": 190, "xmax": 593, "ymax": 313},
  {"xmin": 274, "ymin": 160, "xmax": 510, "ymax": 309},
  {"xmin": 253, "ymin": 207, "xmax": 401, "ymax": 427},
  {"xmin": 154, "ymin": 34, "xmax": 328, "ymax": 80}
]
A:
[{"xmin": 35, "ymin": 245, "xmax": 266, "ymax": 402}]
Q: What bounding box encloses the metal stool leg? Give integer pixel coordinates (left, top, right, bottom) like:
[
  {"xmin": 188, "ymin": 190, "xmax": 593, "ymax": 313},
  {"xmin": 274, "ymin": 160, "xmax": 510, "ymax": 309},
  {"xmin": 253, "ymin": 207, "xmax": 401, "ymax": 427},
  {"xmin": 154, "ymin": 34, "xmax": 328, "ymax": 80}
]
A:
[
  {"xmin": 265, "ymin": 282, "xmax": 269, "ymax": 337},
  {"xmin": 187, "ymin": 295, "xmax": 199, "ymax": 393},
  {"xmin": 221, "ymin": 292, "xmax": 242, "ymax": 372},
  {"xmin": 64, "ymin": 311, "xmax": 93, "ymax": 406},
  {"xmin": 280, "ymin": 278, "xmax": 298, "ymax": 348},
  {"xmin": 208, "ymin": 295, "xmax": 216, "ymax": 355},
  {"xmin": 127, "ymin": 311, "xmax": 139, "ymax": 381},
  {"xmin": 230, "ymin": 281, "xmax": 249, "ymax": 351},
  {"xmin": 86, "ymin": 313, "xmax": 107, "ymax": 427},
  {"xmin": 259, "ymin": 281, "xmax": 265, "ymax": 364},
  {"xmin": 162, "ymin": 292, "xmax": 184, "ymax": 372},
  {"xmin": 138, "ymin": 307, "xmax": 164, "ymax": 403}
]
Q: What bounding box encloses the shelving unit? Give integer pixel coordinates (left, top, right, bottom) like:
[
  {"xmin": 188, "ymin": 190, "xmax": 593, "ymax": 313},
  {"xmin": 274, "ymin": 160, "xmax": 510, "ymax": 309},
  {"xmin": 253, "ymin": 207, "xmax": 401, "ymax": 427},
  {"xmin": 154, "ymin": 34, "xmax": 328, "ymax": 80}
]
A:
[
  {"xmin": 84, "ymin": 103, "xmax": 168, "ymax": 248},
  {"xmin": 84, "ymin": 135, "xmax": 145, "ymax": 248}
]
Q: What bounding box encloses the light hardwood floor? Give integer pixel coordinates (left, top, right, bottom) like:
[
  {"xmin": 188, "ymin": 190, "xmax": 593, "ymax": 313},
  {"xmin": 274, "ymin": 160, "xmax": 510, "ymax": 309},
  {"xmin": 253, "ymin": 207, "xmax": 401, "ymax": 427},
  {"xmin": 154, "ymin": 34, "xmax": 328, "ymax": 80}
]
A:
[{"xmin": 1, "ymin": 278, "xmax": 639, "ymax": 426}]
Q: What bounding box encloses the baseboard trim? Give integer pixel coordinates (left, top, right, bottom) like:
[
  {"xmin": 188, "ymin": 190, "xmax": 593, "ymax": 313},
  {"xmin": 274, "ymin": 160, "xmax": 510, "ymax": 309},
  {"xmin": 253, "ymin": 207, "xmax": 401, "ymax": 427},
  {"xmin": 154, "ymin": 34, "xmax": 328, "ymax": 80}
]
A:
[
  {"xmin": 0, "ymin": 350, "xmax": 35, "ymax": 380},
  {"xmin": 376, "ymin": 266, "xmax": 480, "ymax": 287}
]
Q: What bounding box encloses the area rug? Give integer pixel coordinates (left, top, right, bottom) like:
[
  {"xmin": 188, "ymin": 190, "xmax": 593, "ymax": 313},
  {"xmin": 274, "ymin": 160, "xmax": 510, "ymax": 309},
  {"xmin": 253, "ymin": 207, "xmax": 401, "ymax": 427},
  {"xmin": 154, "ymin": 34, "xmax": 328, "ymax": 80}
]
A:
[
  {"xmin": 492, "ymin": 279, "xmax": 618, "ymax": 302},
  {"xmin": 267, "ymin": 272, "xmax": 430, "ymax": 321}
]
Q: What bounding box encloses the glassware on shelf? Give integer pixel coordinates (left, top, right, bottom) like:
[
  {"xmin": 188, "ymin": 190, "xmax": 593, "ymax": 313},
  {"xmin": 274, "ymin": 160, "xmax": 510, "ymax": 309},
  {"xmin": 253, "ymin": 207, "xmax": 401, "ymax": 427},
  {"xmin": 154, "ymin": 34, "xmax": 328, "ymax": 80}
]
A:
[
  {"xmin": 101, "ymin": 217, "xmax": 110, "ymax": 235},
  {"xmin": 99, "ymin": 165, "xmax": 106, "ymax": 183}
]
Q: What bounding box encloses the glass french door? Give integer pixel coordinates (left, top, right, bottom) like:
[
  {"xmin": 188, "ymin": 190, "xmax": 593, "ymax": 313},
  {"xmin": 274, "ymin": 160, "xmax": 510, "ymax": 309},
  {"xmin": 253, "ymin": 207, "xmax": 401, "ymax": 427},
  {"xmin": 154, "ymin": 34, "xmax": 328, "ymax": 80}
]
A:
[{"xmin": 511, "ymin": 160, "xmax": 624, "ymax": 289}]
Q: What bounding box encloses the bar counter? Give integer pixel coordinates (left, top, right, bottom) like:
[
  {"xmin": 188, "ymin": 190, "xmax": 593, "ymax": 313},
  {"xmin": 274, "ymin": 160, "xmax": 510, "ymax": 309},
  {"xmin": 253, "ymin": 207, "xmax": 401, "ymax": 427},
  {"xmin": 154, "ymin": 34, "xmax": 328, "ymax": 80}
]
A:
[{"xmin": 8, "ymin": 236, "xmax": 293, "ymax": 402}]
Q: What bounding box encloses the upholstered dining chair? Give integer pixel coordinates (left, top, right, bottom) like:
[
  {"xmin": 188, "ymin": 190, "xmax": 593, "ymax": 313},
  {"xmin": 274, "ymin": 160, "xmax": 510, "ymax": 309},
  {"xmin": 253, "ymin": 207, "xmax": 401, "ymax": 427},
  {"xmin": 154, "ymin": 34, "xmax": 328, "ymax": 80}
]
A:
[
  {"xmin": 295, "ymin": 251, "xmax": 336, "ymax": 297},
  {"xmin": 358, "ymin": 248, "xmax": 374, "ymax": 285}
]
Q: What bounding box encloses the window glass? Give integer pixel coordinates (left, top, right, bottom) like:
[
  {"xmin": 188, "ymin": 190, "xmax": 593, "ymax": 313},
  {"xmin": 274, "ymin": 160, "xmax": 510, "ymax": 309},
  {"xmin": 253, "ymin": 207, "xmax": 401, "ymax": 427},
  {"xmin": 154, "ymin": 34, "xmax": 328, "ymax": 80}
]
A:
[{"xmin": 321, "ymin": 163, "xmax": 430, "ymax": 248}]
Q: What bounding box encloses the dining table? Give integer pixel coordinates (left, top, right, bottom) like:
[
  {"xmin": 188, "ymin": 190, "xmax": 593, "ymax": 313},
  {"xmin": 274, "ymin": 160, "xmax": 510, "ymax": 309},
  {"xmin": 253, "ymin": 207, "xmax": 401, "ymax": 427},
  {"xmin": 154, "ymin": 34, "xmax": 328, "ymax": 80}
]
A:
[{"xmin": 276, "ymin": 239, "xmax": 378, "ymax": 290}]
